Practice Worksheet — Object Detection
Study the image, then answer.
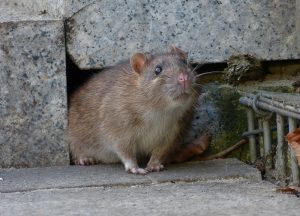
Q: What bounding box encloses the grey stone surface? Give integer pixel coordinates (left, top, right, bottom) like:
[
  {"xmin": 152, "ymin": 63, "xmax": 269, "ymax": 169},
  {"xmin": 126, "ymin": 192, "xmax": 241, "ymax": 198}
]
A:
[
  {"xmin": 183, "ymin": 84, "xmax": 249, "ymax": 160},
  {"xmin": 0, "ymin": 20, "xmax": 69, "ymax": 168},
  {"xmin": 0, "ymin": 158, "xmax": 260, "ymax": 193},
  {"xmin": 1, "ymin": 159, "xmax": 297, "ymax": 216},
  {"xmin": 0, "ymin": 0, "xmax": 64, "ymax": 22},
  {"xmin": 0, "ymin": 164, "xmax": 150, "ymax": 193},
  {"xmin": 1, "ymin": 180, "xmax": 300, "ymax": 216},
  {"xmin": 66, "ymin": 0, "xmax": 300, "ymax": 70},
  {"xmin": 150, "ymin": 158, "xmax": 261, "ymax": 183},
  {"xmin": 64, "ymin": 0, "xmax": 96, "ymax": 18},
  {"xmin": 183, "ymin": 84, "xmax": 221, "ymax": 144},
  {"xmin": 297, "ymin": 0, "xmax": 300, "ymax": 50}
]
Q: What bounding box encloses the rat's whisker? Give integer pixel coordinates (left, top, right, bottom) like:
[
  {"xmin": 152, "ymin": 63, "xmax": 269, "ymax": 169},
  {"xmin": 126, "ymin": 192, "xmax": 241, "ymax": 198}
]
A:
[
  {"xmin": 191, "ymin": 63, "xmax": 204, "ymax": 74},
  {"xmin": 192, "ymin": 83, "xmax": 205, "ymax": 88},
  {"xmin": 161, "ymin": 75, "xmax": 172, "ymax": 79},
  {"xmin": 191, "ymin": 88, "xmax": 201, "ymax": 96},
  {"xmin": 194, "ymin": 71, "xmax": 224, "ymax": 79}
]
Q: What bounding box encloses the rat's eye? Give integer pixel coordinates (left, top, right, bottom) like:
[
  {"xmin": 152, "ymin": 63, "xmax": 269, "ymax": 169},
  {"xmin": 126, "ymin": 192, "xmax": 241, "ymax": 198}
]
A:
[
  {"xmin": 154, "ymin": 65, "xmax": 162, "ymax": 75},
  {"xmin": 180, "ymin": 59, "xmax": 187, "ymax": 65}
]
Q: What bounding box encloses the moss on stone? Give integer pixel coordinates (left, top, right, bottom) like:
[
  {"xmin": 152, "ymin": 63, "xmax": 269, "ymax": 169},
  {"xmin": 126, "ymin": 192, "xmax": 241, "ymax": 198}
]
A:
[
  {"xmin": 223, "ymin": 55, "xmax": 265, "ymax": 85},
  {"xmin": 201, "ymin": 85, "xmax": 250, "ymax": 162},
  {"xmin": 191, "ymin": 60, "xmax": 299, "ymax": 165},
  {"xmin": 257, "ymin": 85, "xmax": 294, "ymax": 93}
]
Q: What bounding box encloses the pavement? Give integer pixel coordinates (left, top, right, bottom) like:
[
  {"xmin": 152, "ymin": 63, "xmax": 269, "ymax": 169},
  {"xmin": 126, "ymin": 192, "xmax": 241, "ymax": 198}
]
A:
[{"xmin": 0, "ymin": 158, "xmax": 299, "ymax": 216}]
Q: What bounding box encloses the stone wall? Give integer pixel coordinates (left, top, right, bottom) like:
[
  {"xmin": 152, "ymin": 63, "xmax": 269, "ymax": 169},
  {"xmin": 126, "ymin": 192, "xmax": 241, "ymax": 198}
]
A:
[
  {"xmin": 0, "ymin": 0, "xmax": 299, "ymax": 168},
  {"xmin": 66, "ymin": 0, "xmax": 300, "ymax": 69},
  {"xmin": 0, "ymin": 1, "xmax": 69, "ymax": 168}
]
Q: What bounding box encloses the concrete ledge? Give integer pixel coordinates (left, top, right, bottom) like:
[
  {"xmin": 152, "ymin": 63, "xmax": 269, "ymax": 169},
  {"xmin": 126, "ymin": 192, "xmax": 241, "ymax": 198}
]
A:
[
  {"xmin": 1, "ymin": 180, "xmax": 300, "ymax": 216},
  {"xmin": 2, "ymin": 160, "xmax": 300, "ymax": 216},
  {"xmin": 0, "ymin": 20, "xmax": 69, "ymax": 168},
  {"xmin": 149, "ymin": 158, "xmax": 261, "ymax": 183},
  {"xmin": 0, "ymin": 0, "xmax": 64, "ymax": 22},
  {"xmin": 0, "ymin": 158, "xmax": 261, "ymax": 193},
  {"xmin": 66, "ymin": 0, "xmax": 300, "ymax": 69}
]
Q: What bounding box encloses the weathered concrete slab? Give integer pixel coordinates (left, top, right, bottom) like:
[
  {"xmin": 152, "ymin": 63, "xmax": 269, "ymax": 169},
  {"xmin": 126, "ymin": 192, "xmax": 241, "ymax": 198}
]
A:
[
  {"xmin": 150, "ymin": 159, "xmax": 261, "ymax": 182},
  {"xmin": 0, "ymin": 0, "xmax": 64, "ymax": 22},
  {"xmin": 64, "ymin": 0, "xmax": 96, "ymax": 18},
  {"xmin": 0, "ymin": 164, "xmax": 150, "ymax": 193},
  {"xmin": 1, "ymin": 180, "xmax": 300, "ymax": 216},
  {"xmin": 0, "ymin": 159, "xmax": 260, "ymax": 193},
  {"xmin": 66, "ymin": 0, "xmax": 300, "ymax": 70},
  {"xmin": 0, "ymin": 20, "xmax": 69, "ymax": 168}
]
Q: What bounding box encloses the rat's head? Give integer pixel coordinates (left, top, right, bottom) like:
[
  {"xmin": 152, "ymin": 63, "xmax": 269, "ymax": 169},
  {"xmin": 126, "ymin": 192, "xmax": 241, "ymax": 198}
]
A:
[{"xmin": 130, "ymin": 47, "xmax": 196, "ymax": 108}]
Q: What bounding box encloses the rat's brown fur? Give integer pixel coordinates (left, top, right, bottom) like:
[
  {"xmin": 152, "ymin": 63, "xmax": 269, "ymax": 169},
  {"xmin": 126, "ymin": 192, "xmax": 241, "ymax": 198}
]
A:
[{"xmin": 68, "ymin": 47, "xmax": 200, "ymax": 174}]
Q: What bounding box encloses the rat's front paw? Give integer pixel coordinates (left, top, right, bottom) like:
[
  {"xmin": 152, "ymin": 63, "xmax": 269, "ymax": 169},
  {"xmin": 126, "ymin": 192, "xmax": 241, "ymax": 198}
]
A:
[
  {"xmin": 75, "ymin": 157, "xmax": 97, "ymax": 166},
  {"xmin": 124, "ymin": 161, "xmax": 148, "ymax": 175},
  {"xmin": 126, "ymin": 167, "xmax": 148, "ymax": 175},
  {"xmin": 146, "ymin": 163, "xmax": 164, "ymax": 172}
]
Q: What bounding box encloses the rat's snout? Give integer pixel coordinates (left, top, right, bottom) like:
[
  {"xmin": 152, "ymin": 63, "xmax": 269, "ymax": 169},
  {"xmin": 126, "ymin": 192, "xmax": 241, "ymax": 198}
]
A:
[{"xmin": 177, "ymin": 72, "xmax": 189, "ymax": 90}]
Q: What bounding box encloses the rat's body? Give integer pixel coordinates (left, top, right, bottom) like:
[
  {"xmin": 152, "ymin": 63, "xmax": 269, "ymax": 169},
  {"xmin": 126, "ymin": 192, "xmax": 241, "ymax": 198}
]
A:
[{"xmin": 69, "ymin": 47, "xmax": 203, "ymax": 174}]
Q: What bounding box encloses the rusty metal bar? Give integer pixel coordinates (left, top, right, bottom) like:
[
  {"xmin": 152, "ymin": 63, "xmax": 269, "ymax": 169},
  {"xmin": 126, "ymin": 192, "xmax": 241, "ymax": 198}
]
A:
[
  {"xmin": 256, "ymin": 91, "xmax": 300, "ymax": 107},
  {"xmin": 240, "ymin": 92, "xmax": 300, "ymax": 185},
  {"xmin": 288, "ymin": 117, "xmax": 300, "ymax": 185},
  {"xmin": 275, "ymin": 114, "xmax": 286, "ymax": 181},
  {"xmin": 262, "ymin": 119, "xmax": 272, "ymax": 170},
  {"xmin": 258, "ymin": 96, "xmax": 300, "ymax": 115},
  {"xmin": 258, "ymin": 119, "xmax": 264, "ymax": 157},
  {"xmin": 240, "ymin": 97, "xmax": 300, "ymax": 120},
  {"xmin": 246, "ymin": 108, "xmax": 257, "ymax": 163}
]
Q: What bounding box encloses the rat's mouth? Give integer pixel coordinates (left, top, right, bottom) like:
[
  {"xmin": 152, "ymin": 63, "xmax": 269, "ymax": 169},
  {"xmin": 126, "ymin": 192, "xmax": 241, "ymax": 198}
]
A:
[{"xmin": 174, "ymin": 92, "xmax": 190, "ymax": 101}]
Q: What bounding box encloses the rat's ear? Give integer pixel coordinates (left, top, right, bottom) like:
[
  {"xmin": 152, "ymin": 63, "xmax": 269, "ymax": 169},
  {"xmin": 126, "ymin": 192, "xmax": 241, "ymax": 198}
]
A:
[
  {"xmin": 170, "ymin": 46, "xmax": 187, "ymax": 60},
  {"xmin": 130, "ymin": 53, "xmax": 147, "ymax": 74}
]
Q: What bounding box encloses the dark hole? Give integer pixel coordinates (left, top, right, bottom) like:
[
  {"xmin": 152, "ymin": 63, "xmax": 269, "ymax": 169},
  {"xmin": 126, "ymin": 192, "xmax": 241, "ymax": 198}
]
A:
[
  {"xmin": 261, "ymin": 59, "xmax": 300, "ymax": 68},
  {"xmin": 191, "ymin": 62, "xmax": 227, "ymax": 74},
  {"xmin": 66, "ymin": 54, "xmax": 100, "ymax": 107}
]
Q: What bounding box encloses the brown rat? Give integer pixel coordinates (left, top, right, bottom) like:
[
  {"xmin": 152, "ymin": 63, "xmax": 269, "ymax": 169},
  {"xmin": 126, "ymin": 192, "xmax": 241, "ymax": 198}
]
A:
[{"xmin": 68, "ymin": 47, "xmax": 205, "ymax": 174}]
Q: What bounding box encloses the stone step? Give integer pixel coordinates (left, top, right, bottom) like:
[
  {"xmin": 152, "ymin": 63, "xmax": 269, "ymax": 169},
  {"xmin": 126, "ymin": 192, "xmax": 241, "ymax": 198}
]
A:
[
  {"xmin": 0, "ymin": 158, "xmax": 261, "ymax": 193},
  {"xmin": 1, "ymin": 159, "xmax": 300, "ymax": 216},
  {"xmin": 0, "ymin": 0, "xmax": 64, "ymax": 22},
  {"xmin": 0, "ymin": 20, "xmax": 69, "ymax": 168},
  {"xmin": 2, "ymin": 180, "xmax": 299, "ymax": 216},
  {"xmin": 66, "ymin": 0, "xmax": 300, "ymax": 69}
]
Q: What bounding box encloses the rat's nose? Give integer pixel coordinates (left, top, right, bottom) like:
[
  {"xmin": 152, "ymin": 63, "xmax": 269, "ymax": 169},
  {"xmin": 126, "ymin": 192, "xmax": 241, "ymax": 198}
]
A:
[{"xmin": 178, "ymin": 72, "xmax": 189, "ymax": 89}]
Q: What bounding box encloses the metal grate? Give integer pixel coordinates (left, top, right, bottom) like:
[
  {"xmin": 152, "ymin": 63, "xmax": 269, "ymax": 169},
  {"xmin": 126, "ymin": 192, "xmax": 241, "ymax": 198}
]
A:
[{"xmin": 240, "ymin": 91, "xmax": 300, "ymax": 185}]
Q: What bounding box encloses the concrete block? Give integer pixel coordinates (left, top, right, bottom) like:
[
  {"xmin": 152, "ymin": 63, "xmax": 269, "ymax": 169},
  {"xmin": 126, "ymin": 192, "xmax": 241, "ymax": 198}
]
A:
[
  {"xmin": 64, "ymin": 0, "xmax": 96, "ymax": 18},
  {"xmin": 66, "ymin": 0, "xmax": 300, "ymax": 70},
  {"xmin": 1, "ymin": 180, "xmax": 300, "ymax": 216},
  {"xmin": 0, "ymin": 0, "xmax": 64, "ymax": 22},
  {"xmin": 0, "ymin": 20, "xmax": 69, "ymax": 168},
  {"xmin": 0, "ymin": 158, "xmax": 260, "ymax": 193}
]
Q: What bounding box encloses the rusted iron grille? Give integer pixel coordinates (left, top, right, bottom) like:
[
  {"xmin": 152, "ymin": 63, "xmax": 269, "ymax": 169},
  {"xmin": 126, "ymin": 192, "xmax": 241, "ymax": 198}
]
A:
[{"xmin": 240, "ymin": 91, "xmax": 300, "ymax": 185}]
